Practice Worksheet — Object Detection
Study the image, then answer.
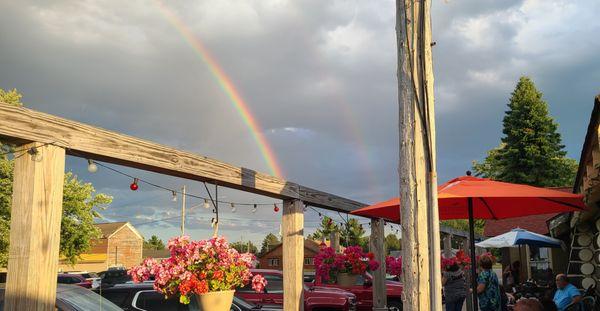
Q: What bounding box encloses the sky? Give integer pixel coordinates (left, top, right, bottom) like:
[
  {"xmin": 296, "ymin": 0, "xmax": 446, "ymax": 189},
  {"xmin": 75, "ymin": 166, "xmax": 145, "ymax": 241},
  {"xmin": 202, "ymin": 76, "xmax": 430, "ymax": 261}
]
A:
[{"xmin": 1, "ymin": 0, "xmax": 599, "ymax": 246}]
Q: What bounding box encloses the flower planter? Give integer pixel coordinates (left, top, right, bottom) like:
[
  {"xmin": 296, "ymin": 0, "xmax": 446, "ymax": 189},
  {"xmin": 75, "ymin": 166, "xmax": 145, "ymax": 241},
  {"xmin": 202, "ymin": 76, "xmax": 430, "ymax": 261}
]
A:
[
  {"xmin": 195, "ymin": 290, "xmax": 235, "ymax": 311},
  {"xmin": 336, "ymin": 273, "xmax": 358, "ymax": 287}
]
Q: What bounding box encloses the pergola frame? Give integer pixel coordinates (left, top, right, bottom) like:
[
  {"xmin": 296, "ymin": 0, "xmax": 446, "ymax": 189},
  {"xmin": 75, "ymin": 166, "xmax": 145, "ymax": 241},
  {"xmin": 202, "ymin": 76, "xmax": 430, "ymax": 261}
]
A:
[{"xmin": 0, "ymin": 104, "xmax": 387, "ymax": 310}]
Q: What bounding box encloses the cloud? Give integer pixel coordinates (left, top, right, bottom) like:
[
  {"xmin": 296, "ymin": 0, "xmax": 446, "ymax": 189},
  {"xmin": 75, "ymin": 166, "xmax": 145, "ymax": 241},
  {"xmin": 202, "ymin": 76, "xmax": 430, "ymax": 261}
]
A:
[{"xmin": 1, "ymin": 0, "xmax": 599, "ymax": 245}]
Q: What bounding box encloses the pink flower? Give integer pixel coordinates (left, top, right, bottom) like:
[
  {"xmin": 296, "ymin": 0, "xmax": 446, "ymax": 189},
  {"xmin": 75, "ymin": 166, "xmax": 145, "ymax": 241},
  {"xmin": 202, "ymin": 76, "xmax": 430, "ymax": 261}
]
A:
[{"xmin": 252, "ymin": 274, "xmax": 267, "ymax": 293}]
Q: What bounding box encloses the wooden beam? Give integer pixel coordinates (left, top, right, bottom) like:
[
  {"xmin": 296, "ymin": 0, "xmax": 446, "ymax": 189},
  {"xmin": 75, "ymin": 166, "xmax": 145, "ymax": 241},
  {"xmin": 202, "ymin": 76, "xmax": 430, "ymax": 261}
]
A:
[
  {"xmin": 0, "ymin": 104, "xmax": 365, "ymax": 212},
  {"xmin": 370, "ymin": 218, "xmax": 387, "ymax": 310},
  {"xmin": 5, "ymin": 142, "xmax": 65, "ymax": 311},
  {"xmin": 282, "ymin": 199, "xmax": 304, "ymax": 311}
]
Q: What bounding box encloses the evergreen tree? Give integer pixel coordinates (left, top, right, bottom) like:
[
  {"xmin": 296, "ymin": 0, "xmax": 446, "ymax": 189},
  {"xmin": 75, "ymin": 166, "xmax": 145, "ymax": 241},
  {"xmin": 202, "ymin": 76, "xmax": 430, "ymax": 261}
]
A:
[
  {"xmin": 143, "ymin": 235, "xmax": 166, "ymax": 250},
  {"xmin": 230, "ymin": 240, "xmax": 258, "ymax": 254},
  {"xmin": 473, "ymin": 76, "xmax": 578, "ymax": 187},
  {"xmin": 340, "ymin": 218, "xmax": 365, "ymax": 246},
  {"xmin": 259, "ymin": 233, "xmax": 279, "ymax": 255},
  {"xmin": 307, "ymin": 216, "xmax": 339, "ymax": 241}
]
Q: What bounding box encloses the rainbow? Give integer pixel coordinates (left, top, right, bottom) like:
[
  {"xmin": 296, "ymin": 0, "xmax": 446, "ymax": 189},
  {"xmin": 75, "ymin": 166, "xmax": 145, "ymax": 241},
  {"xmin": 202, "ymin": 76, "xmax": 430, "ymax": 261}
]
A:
[{"xmin": 154, "ymin": 1, "xmax": 283, "ymax": 178}]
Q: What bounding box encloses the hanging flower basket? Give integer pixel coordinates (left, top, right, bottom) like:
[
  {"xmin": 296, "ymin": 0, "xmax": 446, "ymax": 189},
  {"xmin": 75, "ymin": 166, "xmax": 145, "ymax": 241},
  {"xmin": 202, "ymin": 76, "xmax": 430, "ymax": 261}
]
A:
[
  {"xmin": 195, "ymin": 290, "xmax": 235, "ymax": 311},
  {"xmin": 315, "ymin": 246, "xmax": 380, "ymax": 286},
  {"xmin": 336, "ymin": 272, "xmax": 358, "ymax": 287},
  {"xmin": 129, "ymin": 236, "xmax": 266, "ymax": 309}
]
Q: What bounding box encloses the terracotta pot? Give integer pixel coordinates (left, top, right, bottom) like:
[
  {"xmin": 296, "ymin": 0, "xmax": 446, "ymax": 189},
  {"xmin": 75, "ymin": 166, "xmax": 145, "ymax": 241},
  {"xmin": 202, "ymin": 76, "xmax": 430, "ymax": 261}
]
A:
[
  {"xmin": 195, "ymin": 290, "xmax": 235, "ymax": 311},
  {"xmin": 336, "ymin": 272, "xmax": 358, "ymax": 287}
]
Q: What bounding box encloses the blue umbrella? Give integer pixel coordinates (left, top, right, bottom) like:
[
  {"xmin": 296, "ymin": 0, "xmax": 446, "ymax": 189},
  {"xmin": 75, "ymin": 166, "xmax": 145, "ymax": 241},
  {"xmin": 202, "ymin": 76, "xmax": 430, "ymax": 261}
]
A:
[{"xmin": 475, "ymin": 228, "xmax": 563, "ymax": 248}]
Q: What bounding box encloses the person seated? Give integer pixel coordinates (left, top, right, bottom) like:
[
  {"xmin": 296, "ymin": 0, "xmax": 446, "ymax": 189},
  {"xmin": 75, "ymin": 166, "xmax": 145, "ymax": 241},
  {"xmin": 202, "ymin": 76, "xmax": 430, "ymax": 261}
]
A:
[
  {"xmin": 553, "ymin": 274, "xmax": 581, "ymax": 311},
  {"xmin": 514, "ymin": 298, "xmax": 543, "ymax": 311}
]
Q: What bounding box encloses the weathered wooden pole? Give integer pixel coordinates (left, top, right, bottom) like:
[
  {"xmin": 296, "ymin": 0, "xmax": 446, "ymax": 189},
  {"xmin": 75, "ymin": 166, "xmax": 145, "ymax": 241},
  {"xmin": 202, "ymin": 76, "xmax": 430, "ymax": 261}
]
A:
[
  {"xmin": 370, "ymin": 218, "xmax": 387, "ymax": 310},
  {"xmin": 282, "ymin": 199, "xmax": 304, "ymax": 311},
  {"xmin": 396, "ymin": 0, "xmax": 442, "ymax": 309},
  {"xmin": 5, "ymin": 142, "xmax": 65, "ymax": 311}
]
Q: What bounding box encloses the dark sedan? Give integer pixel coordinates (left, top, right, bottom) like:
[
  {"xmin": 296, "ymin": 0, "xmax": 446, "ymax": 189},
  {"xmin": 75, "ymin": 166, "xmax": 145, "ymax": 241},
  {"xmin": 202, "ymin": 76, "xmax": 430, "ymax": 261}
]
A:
[
  {"xmin": 95, "ymin": 283, "xmax": 282, "ymax": 311},
  {"xmin": 0, "ymin": 283, "xmax": 122, "ymax": 311}
]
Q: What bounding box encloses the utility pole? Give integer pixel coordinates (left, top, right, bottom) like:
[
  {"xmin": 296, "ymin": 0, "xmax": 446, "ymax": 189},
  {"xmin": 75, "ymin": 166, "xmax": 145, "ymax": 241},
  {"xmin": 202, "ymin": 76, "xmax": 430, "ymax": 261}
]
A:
[
  {"xmin": 181, "ymin": 185, "xmax": 186, "ymax": 236},
  {"xmin": 396, "ymin": 0, "xmax": 442, "ymax": 310}
]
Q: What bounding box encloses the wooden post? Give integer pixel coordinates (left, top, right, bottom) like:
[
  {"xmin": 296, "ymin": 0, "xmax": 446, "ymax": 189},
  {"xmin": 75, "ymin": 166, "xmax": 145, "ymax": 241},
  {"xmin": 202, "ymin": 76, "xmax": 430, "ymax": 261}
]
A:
[
  {"xmin": 443, "ymin": 234, "xmax": 453, "ymax": 258},
  {"xmin": 396, "ymin": 0, "xmax": 442, "ymax": 309},
  {"xmin": 330, "ymin": 231, "xmax": 340, "ymax": 252},
  {"xmin": 370, "ymin": 218, "xmax": 387, "ymax": 310},
  {"xmin": 5, "ymin": 142, "xmax": 65, "ymax": 311},
  {"xmin": 282, "ymin": 200, "xmax": 304, "ymax": 311}
]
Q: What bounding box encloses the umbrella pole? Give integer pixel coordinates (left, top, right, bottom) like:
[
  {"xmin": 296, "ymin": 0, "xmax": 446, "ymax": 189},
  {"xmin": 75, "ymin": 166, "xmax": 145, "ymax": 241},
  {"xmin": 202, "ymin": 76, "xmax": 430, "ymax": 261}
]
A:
[{"xmin": 468, "ymin": 197, "xmax": 478, "ymax": 310}]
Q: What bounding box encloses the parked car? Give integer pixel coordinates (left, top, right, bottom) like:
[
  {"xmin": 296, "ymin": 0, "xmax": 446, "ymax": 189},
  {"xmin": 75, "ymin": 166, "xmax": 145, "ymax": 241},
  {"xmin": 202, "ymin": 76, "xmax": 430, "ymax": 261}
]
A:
[
  {"xmin": 236, "ymin": 269, "xmax": 357, "ymax": 311},
  {"xmin": 64, "ymin": 271, "xmax": 102, "ymax": 289},
  {"xmin": 95, "ymin": 283, "xmax": 282, "ymax": 311},
  {"xmin": 100, "ymin": 267, "xmax": 132, "ymax": 287},
  {"xmin": 58, "ymin": 273, "xmax": 93, "ymax": 289},
  {"xmin": 0, "ymin": 283, "xmax": 122, "ymax": 311},
  {"xmin": 311, "ymin": 272, "xmax": 404, "ymax": 311}
]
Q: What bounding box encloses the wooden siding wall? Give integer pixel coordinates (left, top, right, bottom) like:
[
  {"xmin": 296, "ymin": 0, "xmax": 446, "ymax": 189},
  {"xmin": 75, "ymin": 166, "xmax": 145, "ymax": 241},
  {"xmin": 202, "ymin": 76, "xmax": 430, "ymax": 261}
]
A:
[{"xmin": 106, "ymin": 227, "xmax": 143, "ymax": 268}]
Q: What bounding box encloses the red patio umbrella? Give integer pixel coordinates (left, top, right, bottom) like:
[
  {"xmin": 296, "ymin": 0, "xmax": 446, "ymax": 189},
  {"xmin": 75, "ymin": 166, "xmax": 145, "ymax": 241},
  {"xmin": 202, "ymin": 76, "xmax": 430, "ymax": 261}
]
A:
[{"xmin": 351, "ymin": 173, "xmax": 586, "ymax": 309}]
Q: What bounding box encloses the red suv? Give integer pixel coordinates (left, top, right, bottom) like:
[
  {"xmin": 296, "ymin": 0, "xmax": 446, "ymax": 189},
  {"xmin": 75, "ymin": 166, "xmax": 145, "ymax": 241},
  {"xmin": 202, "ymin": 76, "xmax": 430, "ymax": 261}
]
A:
[
  {"xmin": 236, "ymin": 269, "xmax": 357, "ymax": 311},
  {"xmin": 311, "ymin": 273, "xmax": 404, "ymax": 311},
  {"xmin": 57, "ymin": 273, "xmax": 93, "ymax": 289}
]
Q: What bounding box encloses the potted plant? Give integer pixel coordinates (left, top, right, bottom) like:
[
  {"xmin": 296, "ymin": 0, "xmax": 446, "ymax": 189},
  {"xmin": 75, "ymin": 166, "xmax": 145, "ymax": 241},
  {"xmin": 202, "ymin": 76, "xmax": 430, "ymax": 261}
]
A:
[
  {"xmin": 129, "ymin": 236, "xmax": 266, "ymax": 311},
  {"xmin": 315, "ymin": 246, "xmax": 380, "ymax": 287}
]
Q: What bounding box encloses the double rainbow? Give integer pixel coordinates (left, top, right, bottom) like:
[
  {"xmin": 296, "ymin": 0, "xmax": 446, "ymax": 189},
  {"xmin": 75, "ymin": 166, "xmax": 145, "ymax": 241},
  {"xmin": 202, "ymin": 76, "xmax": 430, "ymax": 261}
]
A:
[{"xmin": 155, "ymin": 1, "xmax": 283, "ymax": 178}]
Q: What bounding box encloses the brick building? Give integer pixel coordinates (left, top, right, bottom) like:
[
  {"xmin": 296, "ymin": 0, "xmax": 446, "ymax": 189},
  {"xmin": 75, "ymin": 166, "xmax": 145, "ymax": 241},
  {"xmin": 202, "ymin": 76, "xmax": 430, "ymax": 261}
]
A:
[
  {"xmin": 258, "ymin": 239, "xmax": 323, "ymax": 271},
  {"xmin": 58, "ymin": 222, "xmax": 143, "ymax": 272}
]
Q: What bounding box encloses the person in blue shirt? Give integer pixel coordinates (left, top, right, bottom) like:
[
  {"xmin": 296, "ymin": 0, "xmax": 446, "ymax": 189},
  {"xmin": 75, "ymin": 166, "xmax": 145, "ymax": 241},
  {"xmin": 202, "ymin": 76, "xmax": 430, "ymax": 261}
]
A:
[{"xmin": 553, "ymin": 274, "xmax": 581, "ymax": 311}]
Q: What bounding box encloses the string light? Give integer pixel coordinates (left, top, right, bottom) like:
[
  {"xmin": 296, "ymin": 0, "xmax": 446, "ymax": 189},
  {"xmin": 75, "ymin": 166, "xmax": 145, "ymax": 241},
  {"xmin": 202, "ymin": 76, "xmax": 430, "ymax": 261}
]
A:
[
  {"xmin": 273, "ymin": 203, "xmax": 280, "ymax": 213},
  {"xmin": 203, "ymin": 199, "xmax": 210, "ymax": 209},
  {"xmin": 87, "ymin": 159, "xmax": 98, "ymax": 173},
  {"xmin": 252, "ymin": 204, "xmax": 257, "ymax": 213},
  {"xmin": 230, "ymin": 203, "xmax": 236, "ymax": 213},
  {"xmin": 171, "ymin": 191, "xmax": 177, "ymax": 202},
  {"xmin": 211, "ymin": 218, "xmax": 217, "ymax": 228},
  {"xmin": 130, "ymin": 178, "xmax": 139, "ymax": 191}
]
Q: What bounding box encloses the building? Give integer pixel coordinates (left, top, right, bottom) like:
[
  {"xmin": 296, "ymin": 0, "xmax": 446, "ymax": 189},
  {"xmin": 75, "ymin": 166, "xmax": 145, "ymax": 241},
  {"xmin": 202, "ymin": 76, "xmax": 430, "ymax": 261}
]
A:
[
  {"xmin": 58, "ymin": 222, "xmax": 143, "ymax": 272},
  {"xmin": 258, "ymin": 239, "xmax": 322, "ymax": 271},
  {"xmin": 550, "ymin": 95, "xmax": 600, "ymax": 292}
]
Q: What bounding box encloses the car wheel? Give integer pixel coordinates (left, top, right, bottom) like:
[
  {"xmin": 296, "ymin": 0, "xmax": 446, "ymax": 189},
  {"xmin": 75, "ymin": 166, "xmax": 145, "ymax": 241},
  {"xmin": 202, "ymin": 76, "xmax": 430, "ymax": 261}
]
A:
[{"xmin": 388, "ymin": 300, "xmax": 403, "ymax": 311}]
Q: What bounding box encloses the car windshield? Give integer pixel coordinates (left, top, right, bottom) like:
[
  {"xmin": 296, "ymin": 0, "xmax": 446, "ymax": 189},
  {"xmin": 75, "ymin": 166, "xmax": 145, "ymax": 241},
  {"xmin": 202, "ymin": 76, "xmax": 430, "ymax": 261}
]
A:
[{"xmin": 58, "ymin": 285, "xmax": 122, "ymax": 311}]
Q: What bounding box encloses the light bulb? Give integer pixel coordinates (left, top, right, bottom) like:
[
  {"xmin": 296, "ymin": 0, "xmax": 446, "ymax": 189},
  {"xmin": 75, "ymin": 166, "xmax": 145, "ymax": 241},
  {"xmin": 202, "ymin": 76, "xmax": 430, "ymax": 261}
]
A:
[
  {"xmin": 252, "ymin": 204, "xmax": 257, "ymax": 213},
  {"xmin": 203, "ymin": 199, "xmax": 210, "ymax": 209},
  {"xmin": 130, "ymin": 178, "xmax": 139, "ymax": 191},
  {"xmin": 87, "ymin": 159, "xmax": 98, "ymax": 173},
  {"xmin": 230, "ymin": 203, "xmax": 236, "ymax": 213},
  {"xmin": 171, "ymin": 191, "xmax": 177, "ymax": 202}
]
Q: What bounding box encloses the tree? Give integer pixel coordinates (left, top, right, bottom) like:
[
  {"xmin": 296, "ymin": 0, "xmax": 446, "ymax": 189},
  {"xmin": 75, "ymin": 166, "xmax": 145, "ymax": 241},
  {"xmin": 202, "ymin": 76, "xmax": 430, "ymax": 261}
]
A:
[
  {"xmin": 340, "ymin": 219, "xmax": 365, "ymax": 246},
  {"xmin": 1, "ymin": 89, "xmax": 113, "ymax": 267},
  {"xmin": 144, "ymin": 235, "xmax": 166, "ymax": 250},
  {"xmin": 307, "ymin": 216, "xmax": 339, "ymax": 241},
  {"xmin": 385, "ymin": 233, "xmax": 401, "ymax": 254},
  {"xmin": 473, "ymin": 77, "xmax": 578, "ymax": 187},
  {"xmin": 230, "ymin": 240, "xmax": 258, "ymax": 254},
  {"xmin": 440, "ymin": 219, "xmax": 485, "ymax": 236},
  {"xmin": 259, "ymin": 233, "xmax": 280, "ymax": 255},
  {"xmin": 0, "ymin": 88, "xmax": 23, "ymax": 107}
]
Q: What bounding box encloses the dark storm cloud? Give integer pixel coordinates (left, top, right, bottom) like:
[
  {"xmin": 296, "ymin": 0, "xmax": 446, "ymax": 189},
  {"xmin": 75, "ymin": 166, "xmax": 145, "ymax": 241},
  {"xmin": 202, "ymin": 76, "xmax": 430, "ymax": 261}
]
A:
[{"xmin": 1, "ymin": 0, "xmax": 599, "ymax": 244}]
